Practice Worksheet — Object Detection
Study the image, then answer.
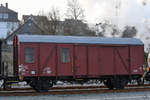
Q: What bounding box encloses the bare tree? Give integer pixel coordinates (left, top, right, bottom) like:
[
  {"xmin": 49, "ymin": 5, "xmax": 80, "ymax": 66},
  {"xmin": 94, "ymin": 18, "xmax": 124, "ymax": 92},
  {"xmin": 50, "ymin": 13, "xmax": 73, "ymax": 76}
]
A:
[
  {"xmin": 122, "ymin": 26, "xmax": 137, "ymax": 38},
  {"xmin": 63, "ymin": 19, "xmax": 95, "ymax": 36},
  {"xmin": 111, "ymin": 25, "xmax": 120, "ymax": 37},
  {"xmin": 95, "ymin": 23, "xmax": 105, "ymax": 37},
  {"xmin": 48, "ymin": 7, "xmax": 60, "ymax": 22},
  {"xmin": 38, "ymin": 7, "xmax": 61, "ymax": 35},
  {"xmin": 63, "ymin": 0, "xmax": 95, "ymax": 36},
  {"xmin": 38, "ymin": 10, "xmax": 45, "ymax": 16},
  {"xmin": 66, "ymin": 0, "xmax": 85, "ymax": 20},
  {"xmin": 37, "ymin": 11, "xmax": 52, "ymax": 34},
  {"xmin": 47, "ymin": 7, "xmax": 61, "ymax": 34},
  {"xmin": 95, "ymin": 20, "xmax": 121, "ymax": 37}
]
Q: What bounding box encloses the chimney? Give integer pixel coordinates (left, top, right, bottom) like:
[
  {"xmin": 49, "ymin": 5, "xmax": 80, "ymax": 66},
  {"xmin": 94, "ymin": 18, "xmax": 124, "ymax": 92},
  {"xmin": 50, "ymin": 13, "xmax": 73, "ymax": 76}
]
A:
[{"xmin": 5, "ymin": 3, "xmax": 8, "ymax": 8}]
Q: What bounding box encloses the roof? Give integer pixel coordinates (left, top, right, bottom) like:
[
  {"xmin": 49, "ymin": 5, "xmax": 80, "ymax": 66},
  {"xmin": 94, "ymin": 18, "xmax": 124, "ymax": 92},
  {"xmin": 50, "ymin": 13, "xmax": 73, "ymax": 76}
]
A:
[
  {"xmin": 5, "ymin": 17, "xmax": 46, "ymax": 42},
  {"xmin": 17, "ymin": 34, "xmax": 144, "ymax": 45},
  {"xmin": 0, "ymin": 5, "xmax": 17, "ymax": 13},
  {"xmin": 23, "ymin": 15, "xmax": 48, "ymax": 22},
  {"xmin": 0, "ymin": 4, "xmax": 19, "ymax": 22}
]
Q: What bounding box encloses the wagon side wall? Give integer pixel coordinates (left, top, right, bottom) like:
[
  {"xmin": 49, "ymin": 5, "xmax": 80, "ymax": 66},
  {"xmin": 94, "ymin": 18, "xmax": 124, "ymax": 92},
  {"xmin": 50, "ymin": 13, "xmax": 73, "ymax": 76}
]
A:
[
  {"xmin": 130, "ymin": 45, "xmax": 144, "ymax": 75},
  {"xmin": 17, "ymin": 42, "xmax": 144, "ymax": 78}
]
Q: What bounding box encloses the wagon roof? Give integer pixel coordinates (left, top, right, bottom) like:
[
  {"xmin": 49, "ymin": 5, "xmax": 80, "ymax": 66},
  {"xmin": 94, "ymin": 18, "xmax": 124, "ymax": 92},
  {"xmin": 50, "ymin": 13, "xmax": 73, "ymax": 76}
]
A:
[{"xmin": 17, "ymin": 35, "xmax": 144, "ymax": 45}]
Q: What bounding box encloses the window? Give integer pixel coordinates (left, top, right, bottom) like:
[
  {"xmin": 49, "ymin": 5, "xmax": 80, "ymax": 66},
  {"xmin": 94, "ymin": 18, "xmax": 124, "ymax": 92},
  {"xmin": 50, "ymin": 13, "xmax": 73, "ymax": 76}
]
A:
[
  {"xmin": 61, "ymin": 48, "xmax": 70, "ymax": 63},
  {"xmin": 0, "ymin": 13, "xmax": 8, "ymax": 19},
  {"xmin": 25, "ymin": 48, "xmax": 34, "ymax": 63},
  {"xmin": 3, "ymin": 14, "xmax": 8, "ymax": 19}
]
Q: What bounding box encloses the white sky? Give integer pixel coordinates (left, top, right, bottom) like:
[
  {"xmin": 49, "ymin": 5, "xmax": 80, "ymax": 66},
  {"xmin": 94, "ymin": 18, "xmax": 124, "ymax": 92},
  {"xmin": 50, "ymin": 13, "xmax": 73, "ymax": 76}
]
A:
[
  {"xmin": 1, "ymin": 0, "xmax": 150, "ymax": 31},
  {"xmin": 1, "ymin": 0, "xmax": 150, "ymax": 50}
]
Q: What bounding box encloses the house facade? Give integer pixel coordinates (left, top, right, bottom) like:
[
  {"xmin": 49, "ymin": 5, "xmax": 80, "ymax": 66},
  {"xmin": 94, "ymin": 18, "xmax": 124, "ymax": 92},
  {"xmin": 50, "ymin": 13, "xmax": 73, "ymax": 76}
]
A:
[{"xmin": 0, "ymin": 3, "xmax": 19, "ymax": 38}]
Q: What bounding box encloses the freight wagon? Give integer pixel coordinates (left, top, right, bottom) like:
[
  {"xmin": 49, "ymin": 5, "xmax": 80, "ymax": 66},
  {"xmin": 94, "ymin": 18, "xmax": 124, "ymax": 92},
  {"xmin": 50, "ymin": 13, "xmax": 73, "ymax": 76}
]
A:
[{"xmin": 3, "ymin": 35, "xmax": 145, "ymax": 92}]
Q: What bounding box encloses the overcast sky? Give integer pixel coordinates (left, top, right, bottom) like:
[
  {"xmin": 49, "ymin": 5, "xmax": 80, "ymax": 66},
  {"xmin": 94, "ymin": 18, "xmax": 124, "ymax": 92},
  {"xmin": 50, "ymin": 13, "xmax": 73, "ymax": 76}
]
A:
[
  {"xmin": 0, "ymin": 0, "xmax": 149, "ymax": 23},
  {"xmin": 1, "ymin": 0, "xmax": 150, "ymax": 32},
  {"xmin": 1, "ymin": 0, "xmax": 150, "ymax": 50}
]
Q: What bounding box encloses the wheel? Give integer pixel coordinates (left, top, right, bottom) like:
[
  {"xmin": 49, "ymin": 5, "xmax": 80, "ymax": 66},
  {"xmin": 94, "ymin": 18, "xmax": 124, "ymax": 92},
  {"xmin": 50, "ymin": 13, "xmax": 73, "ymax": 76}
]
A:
[
  {"xmin": 118, "ymin": 79, "xmax": 127, "ymax": 89},
  {"xmin": 29, "ymin": 79, "xmax": 53, "ymax": 92},
  {"xmin": 104, "ymin": 79, "xmax": 114, "ymax": 89},
  {"xmin": 104, "ymin": 78, "xmax": 127, "ymax": 90},
  {"xmin": 137, "ymin": 78, "xmax": 144, "ymax": 85},
  {"xmin": 113, "ymin": 78, "xmax": 127, "ymax": 89}
]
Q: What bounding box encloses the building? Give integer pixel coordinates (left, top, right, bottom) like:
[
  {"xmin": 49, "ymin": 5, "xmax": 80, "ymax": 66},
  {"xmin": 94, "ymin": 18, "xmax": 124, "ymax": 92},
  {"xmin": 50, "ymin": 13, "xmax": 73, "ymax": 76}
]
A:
[
  {"xmin": 22, "ymin": 15, "xmax": 50, "ymax": 33},
  {"xmin": 2, "ymin": 15, "xmax": 46, "ymax": 76},
  {"xmin": 6, "ymin": 15, "xmax": 46, "ymax": 44},
  {"xmin": 0, "ymin": 3, "xmax": 19, "ymax": 38}
]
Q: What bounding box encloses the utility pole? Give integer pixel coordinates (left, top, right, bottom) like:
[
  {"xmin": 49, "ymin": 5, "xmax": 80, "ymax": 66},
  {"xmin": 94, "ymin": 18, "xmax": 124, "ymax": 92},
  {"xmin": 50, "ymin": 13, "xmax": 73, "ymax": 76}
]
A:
[{"xmin": 115, "ymin": 0, "xmax": 121, "ymax": 30}]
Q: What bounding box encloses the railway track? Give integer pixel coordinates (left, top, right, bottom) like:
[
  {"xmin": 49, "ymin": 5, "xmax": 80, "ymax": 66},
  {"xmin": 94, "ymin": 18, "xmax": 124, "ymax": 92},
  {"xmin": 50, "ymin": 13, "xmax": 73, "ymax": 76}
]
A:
[
  {"xmin": 1, "ymin": 84, "xmax": 150, "ymax": 91},
  {"xmin": 1, "ymin": 84, "xmax": 150, "ymax": 96}
]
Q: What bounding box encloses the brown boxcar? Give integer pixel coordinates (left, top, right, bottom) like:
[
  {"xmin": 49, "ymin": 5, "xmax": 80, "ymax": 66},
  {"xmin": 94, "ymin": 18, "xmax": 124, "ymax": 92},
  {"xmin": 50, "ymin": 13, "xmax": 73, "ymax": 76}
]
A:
[{"xmin": 14, "ymin": 35, "xmax": 144, "ymax": 92}]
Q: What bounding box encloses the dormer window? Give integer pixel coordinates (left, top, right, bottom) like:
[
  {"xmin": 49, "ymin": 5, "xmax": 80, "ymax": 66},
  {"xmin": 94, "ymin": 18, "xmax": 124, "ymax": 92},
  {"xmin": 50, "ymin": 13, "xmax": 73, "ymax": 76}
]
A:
[{"xmin": 0, "ymin": 13, "xmax": 8, "ymax": 19}]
